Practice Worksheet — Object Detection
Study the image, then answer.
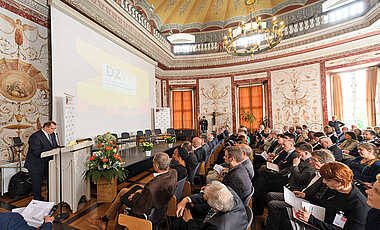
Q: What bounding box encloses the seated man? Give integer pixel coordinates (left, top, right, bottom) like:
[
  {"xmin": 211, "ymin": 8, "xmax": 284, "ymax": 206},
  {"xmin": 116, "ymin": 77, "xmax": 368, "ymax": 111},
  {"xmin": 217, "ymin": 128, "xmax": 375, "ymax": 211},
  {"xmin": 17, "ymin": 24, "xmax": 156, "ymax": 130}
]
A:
[
  {"xmin": 206, "ymin": 143, "xmax": 254, "ymax": 184},
  {"xmin": 221, "ymin": 146, "xmax": 253, "ymax": 201},
  {"xmin": 0, "ymin": 213, "xmax": 54, "ymax": 230},
  {"xmin": 192, "ymin": 137, "xmax": 206, "ymax": 163},
  {"xmin": 86, "ymin": 152, "xmax": 177, "ymax": 230},
  {"xmin": 253, "ymin": 139, "xmax": 297, "ymax": 216},
  {"xmin": 319, "ymin": 136, "xmax": 343, "ymax": 161},
  {"xmin": 172, "ymin": 181, "xmax": 248, "ymax": 230}
]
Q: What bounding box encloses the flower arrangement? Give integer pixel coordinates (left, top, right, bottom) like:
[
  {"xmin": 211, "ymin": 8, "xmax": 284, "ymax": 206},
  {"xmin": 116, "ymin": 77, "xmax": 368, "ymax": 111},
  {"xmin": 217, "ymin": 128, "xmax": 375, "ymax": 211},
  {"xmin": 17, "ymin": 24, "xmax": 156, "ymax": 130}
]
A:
[
  {"xmin": 141, "ymin": 142, "xmax": 153, "ymax": 152},
  {"xmin": 165, "ymin": 136, "xmax": 175, "ymax": 144},
  {"xmin": 85, "ymin": 132, "xmax": 127, "ymax": 183}
]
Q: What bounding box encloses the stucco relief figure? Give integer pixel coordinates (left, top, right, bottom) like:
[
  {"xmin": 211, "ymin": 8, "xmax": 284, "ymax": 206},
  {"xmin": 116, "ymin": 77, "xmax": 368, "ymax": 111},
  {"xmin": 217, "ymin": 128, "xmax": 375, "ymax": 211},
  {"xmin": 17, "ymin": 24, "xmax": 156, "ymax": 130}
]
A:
[
  {"xmin": 0, "ymin": 13, "xmax": 48, "ymax": 60},
  {"xmin": 0, "ymin": 14, "xmax": 38, "ymax": 46}
]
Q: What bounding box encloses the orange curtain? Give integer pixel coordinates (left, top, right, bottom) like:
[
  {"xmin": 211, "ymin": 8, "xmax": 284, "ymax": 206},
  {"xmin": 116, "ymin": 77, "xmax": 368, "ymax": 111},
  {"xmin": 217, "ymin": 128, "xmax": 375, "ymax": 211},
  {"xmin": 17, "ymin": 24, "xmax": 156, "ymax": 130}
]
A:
[
  {"xmin": 239, "ymin": 85, "xmax": 263, "ymax": 131},
  {"xmin": 172, "ymin": 91, "xmax": 193, "ymax": 129},
  {"xmin": 366, "ymin": 67, "xmax": 378, "ymax": 126},
  {"xmin": 330, "ymin": 73, "xmax": 344, "ymax": 121}
]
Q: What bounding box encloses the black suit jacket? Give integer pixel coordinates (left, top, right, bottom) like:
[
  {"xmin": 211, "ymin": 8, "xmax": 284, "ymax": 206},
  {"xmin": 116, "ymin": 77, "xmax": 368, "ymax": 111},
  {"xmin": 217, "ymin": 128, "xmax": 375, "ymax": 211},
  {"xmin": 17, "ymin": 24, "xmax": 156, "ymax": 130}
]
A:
[
  {"xmin": 188, "ymin": 188, "xmax": 248, "ymax": 230},
  {"xmin": 303, "ymin": 175, "xmax": 328, "ymax": 204},
  {"xmin": 287, "ymin": 158, "xmax": 316, "ymax": 191},
  {"xmin": 194, "ymin": 147, "xmax": 206, "ymax": 162},
  {"xmin": 25, "ymin": 129, "xmax": 58, "ymax": 171},
  {"xmin": 277, "ymin": 149, "xmax": 297, "ymax": 175},
  {"xmin": 222, "ymin": 163, "xmax": 252, "ymax": 200},
  {"xmin": 327, "ymin": 144, "xmax": 343, "ymax": 161}
]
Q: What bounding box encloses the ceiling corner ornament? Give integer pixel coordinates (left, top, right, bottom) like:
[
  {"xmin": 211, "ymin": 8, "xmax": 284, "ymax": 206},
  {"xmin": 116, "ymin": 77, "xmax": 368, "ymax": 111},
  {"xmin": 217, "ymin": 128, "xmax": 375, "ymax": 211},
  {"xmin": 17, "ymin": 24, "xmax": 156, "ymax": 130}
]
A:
[{"xmin": 223, "ymin": 0, "xmax": 285, "ymax": 57}]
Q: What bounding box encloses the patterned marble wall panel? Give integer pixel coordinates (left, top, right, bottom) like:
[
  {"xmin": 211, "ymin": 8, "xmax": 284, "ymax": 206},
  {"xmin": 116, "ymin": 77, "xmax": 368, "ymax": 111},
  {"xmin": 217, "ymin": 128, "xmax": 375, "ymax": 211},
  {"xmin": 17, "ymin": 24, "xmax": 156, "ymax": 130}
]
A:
[
  {"xmin": 199, "ymin": 77, "xmax": 232, "ymax": 132},
  {"xmin": 271, "ymin": 63, "xmax": 323, "ymax": 131},
  {"xmin": 0, "ymin": 6, "xmax": 49, "ymax": 161},
  {"xmin": 155, "ymin": 78, "xmax": 161, "ymax": 107}
]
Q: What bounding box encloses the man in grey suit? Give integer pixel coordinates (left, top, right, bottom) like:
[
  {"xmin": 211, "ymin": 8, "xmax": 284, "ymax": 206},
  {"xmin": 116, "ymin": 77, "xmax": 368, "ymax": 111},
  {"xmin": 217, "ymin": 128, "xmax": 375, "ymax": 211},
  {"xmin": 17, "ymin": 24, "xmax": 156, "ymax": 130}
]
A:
[
  {"xmin": 237, "ymin": 143, "xmax": 254, "ymax": 180},
  {"xmin": 174, "ymin": 181, "xmax": 249, "ymax": 230}
]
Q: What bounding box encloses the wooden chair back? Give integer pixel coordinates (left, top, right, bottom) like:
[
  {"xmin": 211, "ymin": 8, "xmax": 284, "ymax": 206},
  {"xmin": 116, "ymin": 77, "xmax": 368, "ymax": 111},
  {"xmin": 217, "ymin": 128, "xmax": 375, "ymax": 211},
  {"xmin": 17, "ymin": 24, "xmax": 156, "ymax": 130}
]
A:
[{"xmin": 118, "ymin": 214, "xmax": 152, "ymax": 230}]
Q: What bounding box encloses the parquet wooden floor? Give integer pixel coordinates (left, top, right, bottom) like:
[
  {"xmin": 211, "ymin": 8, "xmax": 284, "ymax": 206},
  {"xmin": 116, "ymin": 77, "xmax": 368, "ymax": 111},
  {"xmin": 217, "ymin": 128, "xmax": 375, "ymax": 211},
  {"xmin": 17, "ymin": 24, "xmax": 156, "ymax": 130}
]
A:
[{"xmin": 0, "ymin": 168, "xmax": 169, "ymax": 229}]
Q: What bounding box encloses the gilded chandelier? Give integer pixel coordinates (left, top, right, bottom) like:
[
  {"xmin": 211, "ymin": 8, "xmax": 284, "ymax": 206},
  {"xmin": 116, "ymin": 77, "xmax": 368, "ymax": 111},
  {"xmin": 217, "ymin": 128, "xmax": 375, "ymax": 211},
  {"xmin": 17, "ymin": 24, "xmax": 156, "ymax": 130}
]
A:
[{"xmin": 223, "ymin": 0, "xmax": 285, "ymax": 57}]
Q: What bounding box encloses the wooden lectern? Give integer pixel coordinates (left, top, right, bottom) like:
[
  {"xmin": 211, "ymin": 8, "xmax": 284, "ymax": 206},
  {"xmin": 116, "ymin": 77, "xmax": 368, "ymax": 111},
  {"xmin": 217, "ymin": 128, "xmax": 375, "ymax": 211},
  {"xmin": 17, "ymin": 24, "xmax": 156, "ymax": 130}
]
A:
[{"xmin": 42, "ymin": 140, "xmax": 92, "ymax": 213}]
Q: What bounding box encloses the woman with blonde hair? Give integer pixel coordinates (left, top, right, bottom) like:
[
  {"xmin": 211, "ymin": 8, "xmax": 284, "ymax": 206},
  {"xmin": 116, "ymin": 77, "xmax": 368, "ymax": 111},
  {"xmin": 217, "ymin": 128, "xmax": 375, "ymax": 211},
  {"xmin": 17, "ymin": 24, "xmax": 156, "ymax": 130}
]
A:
[{"xmin": 348, "ymin": 142, "xmax": 380, "ymax": 183}]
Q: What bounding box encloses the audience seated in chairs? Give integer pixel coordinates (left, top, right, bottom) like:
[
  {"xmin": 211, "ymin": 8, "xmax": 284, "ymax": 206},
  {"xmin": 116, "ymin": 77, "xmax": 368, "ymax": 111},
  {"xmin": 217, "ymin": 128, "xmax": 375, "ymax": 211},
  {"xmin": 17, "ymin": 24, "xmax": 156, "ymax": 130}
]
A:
[
  {"xmin": 281, "ymin": 162, "xmax": 370, "ymax": 230},
  {"xmin": 266, "ymin": 149, "xmax": 335, "ymax": 230},
  {"xmin": 171, "ymin": 181, "xmax": 249, "ymax": 230},
  {"xmin": 348, "ymin": 142, "xmax": 380, "ymax": 184},
  {"xmin": 86, "ymin": 152, "xmax": 177, "ymax": 230},
  {"xmin": 253, "ymin": 139, "xmax": 297, "ymax": 216},
  {"xmin": 348, "ymin": 129, "xmax": 380, "ymax": 158},
  {"xmin": 365, "ymin": 173, "xmax": 380, "ymax": 230}
]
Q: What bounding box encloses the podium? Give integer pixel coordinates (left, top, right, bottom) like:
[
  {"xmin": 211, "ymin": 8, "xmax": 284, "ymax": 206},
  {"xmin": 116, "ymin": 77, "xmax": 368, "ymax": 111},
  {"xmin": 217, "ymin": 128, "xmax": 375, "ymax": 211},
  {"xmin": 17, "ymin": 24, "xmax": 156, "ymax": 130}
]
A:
[{"xmin": 42, "ymin": 140, "xmax": 92, "ymax": 213}]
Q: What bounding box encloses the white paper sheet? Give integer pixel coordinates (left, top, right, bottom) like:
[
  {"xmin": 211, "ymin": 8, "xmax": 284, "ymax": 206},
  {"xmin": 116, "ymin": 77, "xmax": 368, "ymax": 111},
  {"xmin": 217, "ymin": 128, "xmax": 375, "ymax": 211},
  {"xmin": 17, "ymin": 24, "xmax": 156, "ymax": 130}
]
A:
[
  {"xmin": 283, "ymin": 186, "xmax": 308, "ymax": 211},
  {"xmin": 20, "ymin": 200, "xmax": 55, "ymax": 228},
  {"xmin": 255, "ymin": 151, "xmax": 269, "ymax": 160},
  {"xmin": 301, "ymin": 201, "xmax": 325, "ymax": 221},
  {"xmin": 267, "ymin": 162, "xmax": 280, "ymax": 172},
  {"xmin": 213, "ymin": 164, "xmax": 224, "ymax": 174},
  {"xmin": 11, "ymin": 207, "xmax": 25, "ymax": 214}
]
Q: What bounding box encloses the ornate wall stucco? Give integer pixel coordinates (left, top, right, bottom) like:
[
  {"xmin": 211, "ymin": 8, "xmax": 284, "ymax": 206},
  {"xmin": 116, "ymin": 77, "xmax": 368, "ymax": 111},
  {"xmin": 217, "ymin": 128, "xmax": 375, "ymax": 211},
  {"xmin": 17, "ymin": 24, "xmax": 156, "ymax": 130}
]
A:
[
  {"xmin": 0, "ymin": 5, "xmax": 49, "ymax": 161},
  {"xmin": 155, "ymin": 78, "xmax": 161, "ymax": 107},
  {"xmin": 271, "ymin": 63, "xmax": 323, "ymax": 131},
  {"xmin": 199, "ymin": 77, "xmax": 232, "ymax": 131}
]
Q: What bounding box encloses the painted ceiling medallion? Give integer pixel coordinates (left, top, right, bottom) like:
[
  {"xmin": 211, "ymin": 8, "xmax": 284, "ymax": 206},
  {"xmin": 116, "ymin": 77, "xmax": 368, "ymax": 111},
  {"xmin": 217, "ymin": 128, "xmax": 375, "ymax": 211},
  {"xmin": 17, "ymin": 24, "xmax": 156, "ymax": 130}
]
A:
[{"xmin": 0, "ymin": 58, "xmax": 48, "ymax": 101}]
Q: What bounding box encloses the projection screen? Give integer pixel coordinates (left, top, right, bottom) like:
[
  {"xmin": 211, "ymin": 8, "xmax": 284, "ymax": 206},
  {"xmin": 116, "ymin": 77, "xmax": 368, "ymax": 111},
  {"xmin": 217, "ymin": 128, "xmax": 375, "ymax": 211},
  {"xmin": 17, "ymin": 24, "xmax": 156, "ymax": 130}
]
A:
[{"xmin": 51, "ymin": 4, "xmax": 156, "ymax": 144}]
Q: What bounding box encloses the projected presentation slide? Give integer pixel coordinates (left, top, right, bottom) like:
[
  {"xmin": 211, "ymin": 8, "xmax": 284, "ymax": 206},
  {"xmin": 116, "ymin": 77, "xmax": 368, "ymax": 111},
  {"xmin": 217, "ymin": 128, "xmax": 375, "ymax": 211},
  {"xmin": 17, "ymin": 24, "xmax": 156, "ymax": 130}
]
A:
[{"xmin": 51, "ymin": 7, "xmax": 155, "ymax": 140}]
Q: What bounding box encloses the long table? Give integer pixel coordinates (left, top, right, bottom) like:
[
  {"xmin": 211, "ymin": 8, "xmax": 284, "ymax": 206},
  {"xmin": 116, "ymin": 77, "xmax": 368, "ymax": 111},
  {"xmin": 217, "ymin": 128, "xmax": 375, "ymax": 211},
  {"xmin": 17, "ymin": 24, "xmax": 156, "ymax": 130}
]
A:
[{"xmin": 120, "ymin": 141, "xmax": 181, "ymax": 178}]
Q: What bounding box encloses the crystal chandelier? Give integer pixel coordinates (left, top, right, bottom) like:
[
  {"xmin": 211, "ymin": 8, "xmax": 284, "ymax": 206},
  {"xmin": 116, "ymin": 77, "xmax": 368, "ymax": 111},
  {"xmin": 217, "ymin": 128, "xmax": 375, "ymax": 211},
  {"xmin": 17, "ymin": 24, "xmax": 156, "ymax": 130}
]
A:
[{"xmin": 223, "ymin": 0, "xmax": 285, "ymax": 57}]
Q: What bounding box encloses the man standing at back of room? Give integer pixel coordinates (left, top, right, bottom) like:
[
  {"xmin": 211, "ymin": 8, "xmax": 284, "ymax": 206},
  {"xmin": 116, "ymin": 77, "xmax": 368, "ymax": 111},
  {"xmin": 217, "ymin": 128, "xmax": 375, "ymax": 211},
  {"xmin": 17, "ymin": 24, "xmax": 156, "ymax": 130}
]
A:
[
  {"xmin": 200, "ymin": 116, "xmax": 208, "ymax": 134},
  {"xmin": 25, "ymin": 120, "xmax": 58, "ymax": 201}
]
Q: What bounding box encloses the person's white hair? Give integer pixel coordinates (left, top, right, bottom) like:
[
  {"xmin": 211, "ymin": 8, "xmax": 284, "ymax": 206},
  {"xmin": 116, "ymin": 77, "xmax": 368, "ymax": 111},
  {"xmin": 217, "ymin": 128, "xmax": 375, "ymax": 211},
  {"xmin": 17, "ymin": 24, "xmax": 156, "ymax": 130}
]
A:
[{"xmin": 204, "ymin": 181, "xmax": 234, "ymax": 212}]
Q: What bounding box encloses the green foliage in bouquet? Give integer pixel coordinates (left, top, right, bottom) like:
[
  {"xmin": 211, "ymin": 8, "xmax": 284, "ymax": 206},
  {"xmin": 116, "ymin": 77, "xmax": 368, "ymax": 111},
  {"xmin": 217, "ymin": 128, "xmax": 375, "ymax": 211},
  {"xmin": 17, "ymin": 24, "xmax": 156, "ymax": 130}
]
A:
[{"xmin": 85, "ymin": 132, "xmax": 127, "ymax": 183}]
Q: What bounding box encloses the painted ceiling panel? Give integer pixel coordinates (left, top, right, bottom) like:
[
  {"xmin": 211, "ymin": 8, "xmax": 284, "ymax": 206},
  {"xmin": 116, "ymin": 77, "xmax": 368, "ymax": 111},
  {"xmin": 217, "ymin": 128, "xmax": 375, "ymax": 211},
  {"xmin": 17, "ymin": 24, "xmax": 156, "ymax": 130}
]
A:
[{"xmin": 144, "ymin": 0, "xmax": 321, "ymax": 32}]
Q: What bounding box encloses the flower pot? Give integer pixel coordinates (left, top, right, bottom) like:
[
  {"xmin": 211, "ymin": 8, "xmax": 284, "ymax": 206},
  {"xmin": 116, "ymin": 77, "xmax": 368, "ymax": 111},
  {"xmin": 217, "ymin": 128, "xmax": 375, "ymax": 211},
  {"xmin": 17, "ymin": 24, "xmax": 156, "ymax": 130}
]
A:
[
  {"xmin": 96, "ymin": 175, "xmax": 117, "ymax": 203},
  {"xmin": 168, "ymin": 143, "xmax": 173, "ymax": 148},
  {"xmin": 145, "ymin": 150, "xmax": 152, "ymax": 156}
]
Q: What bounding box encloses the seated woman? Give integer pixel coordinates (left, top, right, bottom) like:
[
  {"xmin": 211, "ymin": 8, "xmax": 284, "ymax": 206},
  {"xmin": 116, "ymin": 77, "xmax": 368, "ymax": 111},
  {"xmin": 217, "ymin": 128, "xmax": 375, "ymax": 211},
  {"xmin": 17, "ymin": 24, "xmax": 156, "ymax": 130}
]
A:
[
  {"xmin": 171, "ymin": 147, "xmax": 189, "ymax": 181},
  {"xmin": 348, "ymin": 142, "xmax": 380, "ymax": 183},
  {"xmin": 340, "ymin": 131, "xmax": 358, "ymax": 153},
  {"xmin": 266, "ymin": 149, "xmax": 335, "ymax": 230},
  {"xmin": 284, "ymin": 162, "xmax": 370, "ymax": 230},
  {"xmin": 354, "ymin": 128, "xmax": 364, "ymax": 142}
]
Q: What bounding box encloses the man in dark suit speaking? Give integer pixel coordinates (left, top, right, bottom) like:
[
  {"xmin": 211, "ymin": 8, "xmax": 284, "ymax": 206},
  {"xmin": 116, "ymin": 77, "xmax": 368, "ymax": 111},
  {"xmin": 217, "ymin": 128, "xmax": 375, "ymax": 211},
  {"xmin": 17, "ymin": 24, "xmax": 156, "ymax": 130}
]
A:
[{"xmin": 25, "ymin": 120, "xmax": 58, "ymax": 201}]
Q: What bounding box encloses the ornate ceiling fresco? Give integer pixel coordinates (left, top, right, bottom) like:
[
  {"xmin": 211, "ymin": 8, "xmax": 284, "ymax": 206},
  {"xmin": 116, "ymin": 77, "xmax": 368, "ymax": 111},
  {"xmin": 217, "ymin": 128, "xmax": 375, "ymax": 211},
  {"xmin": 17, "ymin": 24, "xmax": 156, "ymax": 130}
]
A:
[{"xmin": 135, "ymin": 0, "xmax": 321, "ymax": 33}]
